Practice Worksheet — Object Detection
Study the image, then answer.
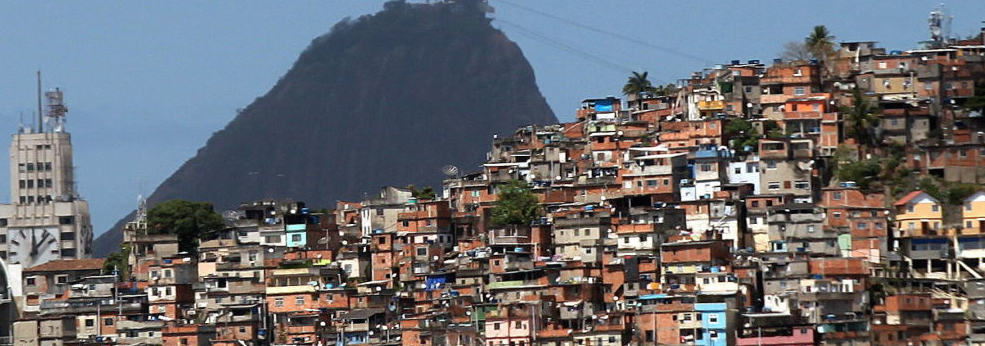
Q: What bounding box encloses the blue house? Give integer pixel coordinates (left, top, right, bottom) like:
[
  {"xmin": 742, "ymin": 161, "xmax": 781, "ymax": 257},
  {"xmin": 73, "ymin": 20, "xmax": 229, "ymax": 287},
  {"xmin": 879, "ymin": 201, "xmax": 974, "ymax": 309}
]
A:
[
  {"xmin": 285, "ymin": 223, "xmax": 307, "ymax": 247},
  {"xmin": 694, "ymin": 302, "xmax": 732, "ymax": 346}
]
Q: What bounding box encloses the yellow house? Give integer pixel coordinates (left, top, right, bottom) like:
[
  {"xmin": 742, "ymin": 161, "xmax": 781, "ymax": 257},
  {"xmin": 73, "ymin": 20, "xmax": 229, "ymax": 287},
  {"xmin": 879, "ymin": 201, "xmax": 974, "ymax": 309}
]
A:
[
  {"xmin": 963, "ymin": 191, "xmax": 985, "ymax": 233},
  {"xmin": 894, "ymin": 190, "xmax": 943, "ymax": 236}
]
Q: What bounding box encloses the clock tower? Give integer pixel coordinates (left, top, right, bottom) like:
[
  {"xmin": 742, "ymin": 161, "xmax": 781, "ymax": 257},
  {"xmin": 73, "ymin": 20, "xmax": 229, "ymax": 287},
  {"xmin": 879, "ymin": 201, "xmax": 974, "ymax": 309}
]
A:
[{"xmin": 0, "ymin": 76, "xmax": 93, "ymax": 269}]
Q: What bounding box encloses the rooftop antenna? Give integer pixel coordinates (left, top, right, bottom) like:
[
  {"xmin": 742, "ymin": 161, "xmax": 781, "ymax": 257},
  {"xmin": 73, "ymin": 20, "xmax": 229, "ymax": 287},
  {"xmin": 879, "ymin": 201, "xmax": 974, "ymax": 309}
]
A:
[
  {"xmin": 45, "ymin": 87, "xmax": 67, "ymax": 132},
  {"xmin": 441, "ymin": 164, "xmax": 460, "ymax": 178},
  {"xmin": 36, "ymin": 71, "xmax": 43, "ymax": 133}
]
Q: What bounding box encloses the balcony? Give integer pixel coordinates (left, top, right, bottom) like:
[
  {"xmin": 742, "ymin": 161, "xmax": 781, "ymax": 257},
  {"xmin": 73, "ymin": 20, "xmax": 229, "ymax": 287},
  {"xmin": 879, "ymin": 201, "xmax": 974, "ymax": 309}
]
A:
[
  {"xmin": 796, "ymin": 291, "xmax": 857, "ymax": 301},
  {"xmin": 117, "ymin": 320, "xmax": 165, "ymax": 330},
  {"xmin": 698, "ymin": 100, "xmax": 725, "ymax": 111},
  {"xmin": 559, "ymin": 303, "xmax": 595, "ymax": 320}
]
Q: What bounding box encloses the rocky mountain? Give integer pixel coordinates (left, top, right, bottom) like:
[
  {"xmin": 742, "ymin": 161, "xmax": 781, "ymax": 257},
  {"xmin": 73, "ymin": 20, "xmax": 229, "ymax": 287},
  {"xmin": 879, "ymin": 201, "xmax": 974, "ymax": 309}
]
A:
[{"xmin": 93, "ymin": 0, "xmax": 556, "ymax": 256}]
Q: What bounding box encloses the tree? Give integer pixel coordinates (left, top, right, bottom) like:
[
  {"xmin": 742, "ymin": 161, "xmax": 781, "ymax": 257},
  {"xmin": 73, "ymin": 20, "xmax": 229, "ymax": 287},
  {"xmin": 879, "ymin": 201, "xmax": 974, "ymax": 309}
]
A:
[
  {"xmin": 407, "ymin": 184, "xmax": 436, "ymax": 200},
  {"xmin": 836, "ymin": 158, "xmax": 882, "ymax": 193},
  {"xmin": 763, "ymin": 120, "xmax": 783, "ymax": 138},
  {"xmin": 490, "ymin": 180, "xmax": 542, "ymax": 227},
  {"xmin": 724, "ymin": 118, "xmax": 760, "ymax": 152},
  {"xmin": 805, "ymin": 25, "xmax": 835, "ymax": 60},
  {"xmin": 841, "ymin": 88, "xmax": 880, "ymax": 147},
  {"xmin": 622, "ymin": 71, "xmax": 656, "ymax": 96},
  {"xmin": 103, "ymin": 244, "xmax": 131, "ymax": 279},
  {"xmin": 654, "ymin": 83, "xmax": 679, "ymax": 97},
  {"xmin": 780, "ymin": 41, "xmax": 812, "ymax": 62},
  {"xmin": 147, "ymin": 200, "xmax": 226, "ymax": 254},
  {"xmin": 963, "ymin": 80, "xmax": 985, "ymax": 115}
]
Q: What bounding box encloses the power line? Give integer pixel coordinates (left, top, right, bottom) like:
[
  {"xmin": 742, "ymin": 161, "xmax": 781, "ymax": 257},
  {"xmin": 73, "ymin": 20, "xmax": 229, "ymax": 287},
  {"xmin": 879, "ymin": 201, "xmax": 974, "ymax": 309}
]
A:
[
  {"xmin": 493, "ymin": 0, "xmax": 715, "ymax": 65},
  {"xmin": 495, "ymin": 18, "xmax": 636, "ymax": 74}
]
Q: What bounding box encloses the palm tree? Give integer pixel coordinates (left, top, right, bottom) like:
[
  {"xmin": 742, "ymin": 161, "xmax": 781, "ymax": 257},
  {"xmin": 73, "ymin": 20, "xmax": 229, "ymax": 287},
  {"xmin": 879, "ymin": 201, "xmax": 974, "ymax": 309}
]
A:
[
  {"xmin": 622, "ymin": 71, "xmax": 656, "ymax": 97},
  {"xmin": 841, "ymin": 87, "xmax": 880, "ymax": 148},
  {"xmin": 805, "ymin": 25, "xmax": 835, "ymax": 60}
]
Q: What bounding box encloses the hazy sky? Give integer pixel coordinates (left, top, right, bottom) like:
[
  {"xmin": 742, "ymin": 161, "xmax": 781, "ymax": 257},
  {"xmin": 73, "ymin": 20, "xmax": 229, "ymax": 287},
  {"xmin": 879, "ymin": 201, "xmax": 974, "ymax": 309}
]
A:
[{"xmin": 2, "ymin": 1, "xmax": 984, "ymax": 236}]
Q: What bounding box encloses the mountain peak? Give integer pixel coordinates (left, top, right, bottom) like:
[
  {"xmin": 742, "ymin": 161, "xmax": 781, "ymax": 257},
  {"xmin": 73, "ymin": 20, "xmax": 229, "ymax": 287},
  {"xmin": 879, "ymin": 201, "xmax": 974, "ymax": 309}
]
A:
[{"xmin": 94, "ymin": 0, "xmax": 556, "ymax": 256}]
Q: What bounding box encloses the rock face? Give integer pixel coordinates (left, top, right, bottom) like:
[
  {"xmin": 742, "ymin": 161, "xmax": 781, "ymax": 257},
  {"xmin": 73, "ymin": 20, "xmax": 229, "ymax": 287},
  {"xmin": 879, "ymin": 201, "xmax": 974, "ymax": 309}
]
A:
[{"xmin": 93, "ymin": 0, "xmax": 556, "ymax": 256}]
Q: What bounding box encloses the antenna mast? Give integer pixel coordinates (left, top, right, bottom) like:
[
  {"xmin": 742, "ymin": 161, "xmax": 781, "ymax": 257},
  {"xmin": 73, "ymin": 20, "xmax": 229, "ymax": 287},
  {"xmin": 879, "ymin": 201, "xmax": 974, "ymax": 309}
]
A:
[{"xmin": 36, "ymin": 71, "xmax": 43, "ymax": 133}]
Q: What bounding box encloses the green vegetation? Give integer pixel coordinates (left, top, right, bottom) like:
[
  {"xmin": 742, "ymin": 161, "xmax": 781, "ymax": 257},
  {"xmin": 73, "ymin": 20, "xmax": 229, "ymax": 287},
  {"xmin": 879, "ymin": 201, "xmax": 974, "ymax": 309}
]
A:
[
  {"xmin": 964, "ymin": 80, "xmax": 985, "ymax": 115},
  {"xmin": 841, "ymin": 88, "xmax": 881, "ymax": 147},
  {"xmin": 805, "ymin": 25, "xmax": 836, "ymax": 59},
  {"xmin": 763, "ymin": 120, "xmax": 782, "ymax": 138},
  {"xmin": 407, "ymin": 185, "xmax": 437, "ymax": 200},
  {"xmin": 779, "ymin": 25, "xmax": 835, "ymax": 62},
  {"xmin": 653, "ymin": 83, "xmax": 679, "ymax": 97},
  {"xmin": 916, "ymin": 177, "xmax": 983, "ymax": 206},
  {"xmin": 622, "ymin": 71, "xmax": 656, "ymax": 96},
  {"xmin": 102, "ymin": 244, "xmax": 130, "ymax": 279},
  {"xmin": 147, "ymin": 200, "xmax": 226, "ymax": 254},
  {"xmin": 836, "ymin": 159, "xmax": 882, "ymax": 192},
  {"xmin": 724, "ymin": 118, "xmax": 760, "ymax": 152},
  {"xmin": 490, "ymin": 180, "xmax": 542, "ymax": 227}
]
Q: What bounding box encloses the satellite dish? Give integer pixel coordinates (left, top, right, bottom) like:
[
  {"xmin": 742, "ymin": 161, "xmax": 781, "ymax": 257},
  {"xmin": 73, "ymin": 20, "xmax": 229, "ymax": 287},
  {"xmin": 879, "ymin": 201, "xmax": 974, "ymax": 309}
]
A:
[{"xmin": 441, "ymin": 165, "xmax": 460, "ymax": 177}]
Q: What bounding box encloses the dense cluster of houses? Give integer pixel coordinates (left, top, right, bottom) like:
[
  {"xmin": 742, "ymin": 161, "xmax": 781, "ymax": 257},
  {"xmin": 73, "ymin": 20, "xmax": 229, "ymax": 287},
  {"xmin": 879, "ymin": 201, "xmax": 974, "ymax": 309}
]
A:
[{"xmin": 10, "ymin": 28, "xmax": 985, "ymax": 346}]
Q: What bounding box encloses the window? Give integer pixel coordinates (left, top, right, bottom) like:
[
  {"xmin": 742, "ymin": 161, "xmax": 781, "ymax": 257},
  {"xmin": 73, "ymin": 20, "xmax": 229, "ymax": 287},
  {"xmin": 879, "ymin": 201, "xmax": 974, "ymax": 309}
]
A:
[
  {"xmin": 56, "ymin": 275, "xmax": 68, "ymax": 284},
  {"xmin": 734, "ymin": 167, "xmax": 741, "ymax": 174},
  {"xmin": 710, "ymin": 330, "xmax": 719, "ymax": 339},
  {"xmin": 645, "ymin": 331, "xmax": 655, "ymax": 342},
  {"xmin": 180, "ymin": 338, "xmax": 188, "ymax": 345},
  {"xmin": 291, "ymin": 234, "xmax": 302, "ymax": 242},
  {"xmin": 26, "ymin": 277, "xmax": 36, "ymax": 286},
  {"xmin": 275, "ymin": 298, "xmax": 284, "ymax": 307},
  {"xmin": 832, "ymin": 191, "xmax": 842, "ymax": 200},
  {"xmin": 765, "ymin": 160, "xmax": 777, "ymax": 169},
  {"xmin": 494, "ymin": 323, "xmax": 501, "ymax": 330},
  {"xmin": 105, "ymin": 318, "xmax": 114, "ymax": 326},
  {"xmin": 417, "ymin": 248, "xmax": 427, "ymax": 256},
  {"xmin": 44, "ymin": 162, "xmax": 51, "ymax": 171},
  {"xmin": 471, "ymin": 190, "xmax": 480, "ymax": 197},
  {"xmin": 265, "ymin": 235, "xmax": 280, "ymax": 243},
  {"xmin": 85, "ymin": 319, "xmax": 95, "ymax": 327},
  {"xmin": 402, "ymin": 220, "xmax": 409, "ymax": 227},
  {"xmin": 59, "ymin": 216, "xmax": 74, "ymax": 225},
  {"xmin": 932, "ymin": 205, "xmax": 939, "ymax": 212},
  {"xmin": 700, "ymin": 164, "xmax": 712, "ymax": 172},
  {"xmin": 646, "ymin": 180, "xmax": 657, "ymax": 187},
  {"xmin": 296, "ymin": 296, "xmax": 305, "ymax": 306},
  {"xmin": 794, "ymin": 87, "xmax": 805, "ymax": 95},
  {"xmin": 833, "ymin": 212, "xmax": 842, "ymax": 218},
  {"xmin": 767, "ymin": 182, "xmax": 781, "ymax": 190},
  {"xmin": 807, "ymin": 225, "xmax": 815, "ymax": 233},
  {"xmin": 858, "ymin": 222, "xmax": 868, "ymax": 230},
  {"xmin": 751, "ymin": 201, "xmax": 760, "ymax": 207},
  {"xmin": 794, "ymin": 181, "xmax": 809, "ymax": 189}
]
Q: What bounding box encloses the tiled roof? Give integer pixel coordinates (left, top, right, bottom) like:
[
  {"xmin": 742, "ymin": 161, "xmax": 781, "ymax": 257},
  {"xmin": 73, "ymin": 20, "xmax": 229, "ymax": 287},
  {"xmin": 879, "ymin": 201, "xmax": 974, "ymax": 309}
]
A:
[
  {"xmin": 23, "ymin": 258, "xmax": 105, "ymax": 273},
  {"xmin": 894, "ymin": 190, "xmax": 928, "ymax": 206}
]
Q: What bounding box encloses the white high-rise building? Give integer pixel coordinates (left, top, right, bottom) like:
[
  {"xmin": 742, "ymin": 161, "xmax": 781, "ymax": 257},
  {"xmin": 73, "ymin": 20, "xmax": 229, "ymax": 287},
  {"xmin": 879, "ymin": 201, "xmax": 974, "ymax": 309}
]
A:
[{"xmin": 0, "ymin": 86, "xmax": 92, "ymax": 269}]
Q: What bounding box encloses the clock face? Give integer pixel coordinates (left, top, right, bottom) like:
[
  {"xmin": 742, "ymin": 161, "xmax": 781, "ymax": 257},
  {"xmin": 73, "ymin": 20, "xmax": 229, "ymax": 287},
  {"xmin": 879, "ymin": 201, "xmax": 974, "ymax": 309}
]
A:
[{"xmin": 8, "ymin": 227, "xmax": 60, "ymax": 268}]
